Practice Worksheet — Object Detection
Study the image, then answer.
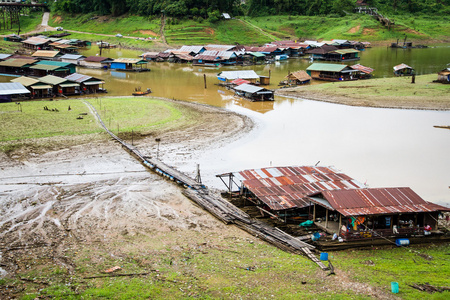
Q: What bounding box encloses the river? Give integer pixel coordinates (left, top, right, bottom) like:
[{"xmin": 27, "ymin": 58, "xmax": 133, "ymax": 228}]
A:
[{"xmin": 2, "ymin": 45, "xmax": 450, "ymax": 206}]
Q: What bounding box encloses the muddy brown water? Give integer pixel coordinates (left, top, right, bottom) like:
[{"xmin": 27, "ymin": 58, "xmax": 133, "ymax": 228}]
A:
[{"xmin": 1, "ymin": 45, "xmax": 449, "ymax": 207}]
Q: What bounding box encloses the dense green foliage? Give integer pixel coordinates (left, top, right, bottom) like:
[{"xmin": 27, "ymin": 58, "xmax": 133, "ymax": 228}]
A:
[{"xmin": 50, "ymin": 0, "xmax": 449, "ymax": 18}]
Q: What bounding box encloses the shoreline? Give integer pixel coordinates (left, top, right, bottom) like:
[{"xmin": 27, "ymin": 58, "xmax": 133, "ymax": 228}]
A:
[
  {"xmin": 275, "ymin": 92, "xmax": 450, "ymax": 112},
  {"xmin": 276, "ymin": 74, "xmax": 450, "ymax": 112}
]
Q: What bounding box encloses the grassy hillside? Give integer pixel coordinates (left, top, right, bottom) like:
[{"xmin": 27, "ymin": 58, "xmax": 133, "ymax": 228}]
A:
[
  {"xmin": 246, "ymin": 14, "xmax": 450, "ymax": 42},
  {"xmin": 0, "ymin": 12, "xmax": 44, "ymax": 36}
]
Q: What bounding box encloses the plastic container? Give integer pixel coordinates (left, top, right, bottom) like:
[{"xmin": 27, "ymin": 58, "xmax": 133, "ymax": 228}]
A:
[
  {"xmin": 311, "ymin": 232, "xmax": 321, "ymax": 241},
  {"xmin": 395, "ymin": 238, "xmax": 410, "ymax": 246},
  {"xmin": 391, "ymin": 282, "xmax": 399, "ymax": 293},
  {"xmin": 320, "ymin": 252, "xmax": 328, "ymax": 261}
]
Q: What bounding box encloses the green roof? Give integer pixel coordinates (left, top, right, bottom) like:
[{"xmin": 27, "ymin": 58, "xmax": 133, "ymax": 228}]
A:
[
  {"xmin": 30, "ymin": 64, "xmax": 68, "ymax": 71},
  {"xmin": 306, "ymin": 63, "xmax": 349, "ymax": 72},
  {"xmin": 331, "ymin": 49, "xmax": 360, "ymax": 55},
  {"xmin": 250, "ymin": 52, "xmax": 266, "ymax": 58},
  {"xmin": 35, "ymin": 60, "xmax": 74, "ymax": 67},
  {"xmin": 39, "ymin": 75, "xmax": 69, "ymax": 85}
]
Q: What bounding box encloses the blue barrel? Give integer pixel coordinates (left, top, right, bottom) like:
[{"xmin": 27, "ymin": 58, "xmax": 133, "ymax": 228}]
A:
[
  {"xmin": 395, "ymin": 238, "xmax": 410, "ymax": 246},
  {"xmin": 391, "ymin": 282, "xmax": 399, "ymax": 293},
  {"xmin": 320, "ymin": 252, "xmax": 328, "ymax": 261}
]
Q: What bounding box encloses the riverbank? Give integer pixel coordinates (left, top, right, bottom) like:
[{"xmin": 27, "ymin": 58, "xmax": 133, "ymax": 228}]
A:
[{"xmin": 276, "ymin": 74, "xmax": 450, "ymax": 111}]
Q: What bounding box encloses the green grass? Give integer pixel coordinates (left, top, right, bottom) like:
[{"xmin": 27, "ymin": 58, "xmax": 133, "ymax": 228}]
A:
[
  {"xmin": 245, "ymin": 14, "xmax": 450, "ymax": 42},
  {"xmin": 90, "ymin": 97, "xmax": 183, "ymax": 133},
  {"xmin": 332, "ymin": 244, "xmax": 450, "ymax": 299},
  {"xmin": 0, "ymin": 11, "xmax": 43, "ymax": 36},
  {"xmin": 0, "ymin": 99, "xmax": 101, "ymax": 142},
  {"xmin": 5, "ymin": 230, "xmax": 447, "ymax": 299},
  {"xmin": 298, "ymin": 74, "xmax": 449, "ymax": 103},
  {"xmin": 49, "ymin": 13, "xmax": 161, "ymax": 38},
  {"xmin": 0, "ymin": 97, "xmax": 194, "ymax": 155}
]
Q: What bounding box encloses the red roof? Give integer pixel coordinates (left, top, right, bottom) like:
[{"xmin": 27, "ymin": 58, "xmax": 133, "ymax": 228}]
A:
[
  {"xmin": 231, "ymin": 78, "xmax": 251, "ymax": 85},
  {"xmin": 351, "ymin": 64, "xmax": 374, "ymax": 74},
  {"xmin": 84, "ymin": 56, "xmax": 111, "ymax": 62},
  {"xmin": 312, "ymin": 188, "xmax": 449, "ymax": 216},
  {"xmin": 237, "ymin": 166, "xmax": 364, "ymax": 211}
]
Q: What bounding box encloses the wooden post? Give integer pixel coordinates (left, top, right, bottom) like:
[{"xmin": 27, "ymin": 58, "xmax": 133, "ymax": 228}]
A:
[
  {"xmin": 203, "ymin": 74, "xmax": 207, "ymax": 89},
  {"xmin": 313, "ymin": 204, "xmax": 316, "ymax": 221},
  {"xmin": 339, "ymin": 214, "xmax": 342, "ymax": 232},
  {"xmin": 325, "ymin": 209, "xmax": 328, "ymax": 229}
]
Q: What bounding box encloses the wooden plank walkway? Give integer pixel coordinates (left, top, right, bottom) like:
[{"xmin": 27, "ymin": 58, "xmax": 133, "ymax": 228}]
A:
[{"xmin": 85, "ymin": 100, "xmax": 329, "ymax": 271}]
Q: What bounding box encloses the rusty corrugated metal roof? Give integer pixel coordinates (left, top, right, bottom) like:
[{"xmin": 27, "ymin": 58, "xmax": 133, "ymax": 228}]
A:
[
  {"xmin": 236, "ymin": 166, "xmax": 364, "ymax": 211},
  {"xmin": 230, "ymin": 78, "xmax": 250, "ymax": 85},
  {"xmin": 84, "ymin": 56, "xmax": 113, "ymax": 62},
  {"xmin": 393, "ymin": 63, "xmax": 413, "ymax": 71},
  {"xmin": 313, "ymin": 188, "xmax": 450, "ymax": 216},
  {"xmin": 351, "ymin": 64, "xmax": 374, "ymax": 74}
]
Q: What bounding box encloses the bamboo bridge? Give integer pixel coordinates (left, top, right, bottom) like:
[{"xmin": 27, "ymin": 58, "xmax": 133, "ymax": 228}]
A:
[{"xmin": 84, "ymin": 100, "xmax": 329, "ymax": 271}]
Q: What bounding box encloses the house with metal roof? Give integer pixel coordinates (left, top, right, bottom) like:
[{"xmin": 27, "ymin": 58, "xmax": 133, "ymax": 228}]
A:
[
  {"xmin": 217, "ymin": 166, "xmax": 450, "ymax": 243},
  {"xmin": 21, "ymin": 36, "xmax": 50, "ymax": 50},
  {"xmin": 193, "ymin": 51, "xmax": 240, "ymax": 66},
  {"xmin": 233, "ymin": 83, "xmax": 274, "ymax": 101},
  {"xmin": 65, "ymin": 73, "xmax": 105, "ymax": 93},
  {"xmin": 29, "ymin": 63, "xmax": 71, "ymax": 77},
  {"xmin": 217, "ymin": 70, "xmax": 260, "ymax": 83},
  {"xmin": 0, "ymin": 82, "xmax": 30, "ymax": 102},
  {"xmin": 60, "ymin": 54, "xmax": 86, "ymax": 65},
  {"xmin": 325, "ymin": 49, "xmax": 360, "ymax": 62},
  {"xmin": 305, "ymin": 45, "xmax": 339, "ymax": 60},
  {"xmin": 242, "ymin": 52, "xmax": 266, "ymax": 65},
  {"xmin": 350, "ymin": 64, "xmax": 374, "ymax": 79},
  {"xmin": 0, "ymin": 58, "xmax": 37, "ymax": 76},
  {"xmin": 35, "ymin": 60, "xmax": 76, "ymax": 74},
  {"xmin": 49, "ymin": 42, "xmax": 79, "ymax": 54},
  {"xmin": 178, "ymin": 45, "xmax": 206, "ymax": 55},
  {"xmin": 110, "ymin": 58, "xmax": 149, "ymax": 72},
  {"xmin": 38, "ymin": 75, "xmax": 80, "ymax": 96},
  {"xmin": 0, "ymin": 54, "xmax": 12, "ymax": 61},
  {"xmin": 11, "ymin": 76, "xmax": 52, "ymax": 98},
  {"xmin": 79, "ymin": 56, "xmax": 113, "ymax": 69},
  {"xmin": 306, "ymin": 63, "xmax": 359, "ymax": 81},
  {"xmin": 31, "ymin": 50, "xmax": 62, "ymax": 60},
  {"xmin": 205, "ymin": 44, "xmax": 238, "ymax": 52},
  {"xmin": 393, "ymin": 63, "xmax": 415, "ymax": 76}
]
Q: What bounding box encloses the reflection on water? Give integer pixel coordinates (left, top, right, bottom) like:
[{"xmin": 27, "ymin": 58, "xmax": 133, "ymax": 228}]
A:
[
  {"xmin": 1, "ymin": 45, "xmax": 448, "ymax": 205},
  {"xmin": 196, "ymin": 99, "xmax": 450, "ymax": 207}
]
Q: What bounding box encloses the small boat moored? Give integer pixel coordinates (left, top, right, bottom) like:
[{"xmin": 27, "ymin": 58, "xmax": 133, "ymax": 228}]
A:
[{"xmin": 132, "ymin": 87, "xmax": 151, "ymax": 96}]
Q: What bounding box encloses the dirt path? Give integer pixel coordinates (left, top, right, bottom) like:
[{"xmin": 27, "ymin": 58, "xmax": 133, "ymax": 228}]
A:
[
  {"xmin": 238, "ymin": 18, "xmax": 279, "ymax": 40},
  {"xmin": 159, "ymin": 13, "xmax": 168, "ymax": 46},
  {"xmin": 41, "ymin": 11, "xmax": 50, "ymax": 27}
]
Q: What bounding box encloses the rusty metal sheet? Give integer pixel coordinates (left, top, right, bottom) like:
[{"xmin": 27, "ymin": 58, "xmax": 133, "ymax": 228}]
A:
[
  {"xmin": 317, "ymin": 188, "xmax": 449, "ymax": 216},
  {"xmin": 238, "ymin": 166, "xmax": 364, "ymax": 211}
]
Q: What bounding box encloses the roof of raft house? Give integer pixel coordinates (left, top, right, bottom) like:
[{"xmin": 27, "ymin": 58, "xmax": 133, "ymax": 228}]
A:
[
  {"xmin": 226, "ymin": 166, "xmax": 450, "ymax": 215},
  {"xmin": 350, "ymin": 64, "xmax": 374, "ymax": 74},
  {"xmin": 393, "ymin": 63, "xmax": 414, "ymax": 71},
  {"xmin": 308, "ymin": 188, "xmax": 450, "ymax": 216},
  {"xmin": 231, "ymin": 166, "xmax": 365, "ymax": 211}
]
